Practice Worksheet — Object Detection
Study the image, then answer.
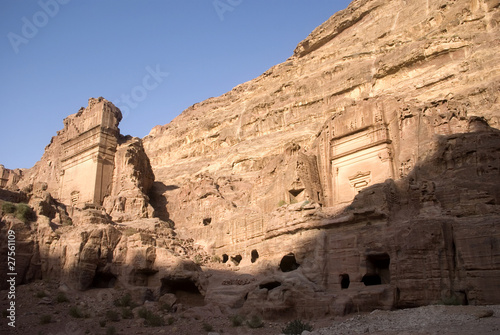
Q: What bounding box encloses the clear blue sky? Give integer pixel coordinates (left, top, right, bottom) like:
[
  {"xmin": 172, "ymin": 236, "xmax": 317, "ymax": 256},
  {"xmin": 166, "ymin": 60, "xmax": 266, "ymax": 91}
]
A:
[{"xmin": 0, "ymin": 0, "xmax": 351, "ymax": 170}]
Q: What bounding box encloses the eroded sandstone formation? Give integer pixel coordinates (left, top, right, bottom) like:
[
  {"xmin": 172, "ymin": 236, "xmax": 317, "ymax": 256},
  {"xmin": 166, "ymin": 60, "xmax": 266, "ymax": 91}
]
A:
[
  {"xmin": 102, "ymin": 136, "xmax": 155, "ymax": 222},
  {"xmin": 0, "ymin": 165, "xmax": 23, "ymax": 190},
  {"xmin": 1, "ymin": 0, "xmax": 499, "ymax": 321},
  {"xmin": 141, "ymin": 0, "xmax": 500, "ymax": 315}
]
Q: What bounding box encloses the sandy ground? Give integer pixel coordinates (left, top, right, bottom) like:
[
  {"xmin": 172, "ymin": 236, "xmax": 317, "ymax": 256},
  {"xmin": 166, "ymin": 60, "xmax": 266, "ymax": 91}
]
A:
[{"xmin": 1, "ymin": 280, "xmax": 498, "ymax": 335}]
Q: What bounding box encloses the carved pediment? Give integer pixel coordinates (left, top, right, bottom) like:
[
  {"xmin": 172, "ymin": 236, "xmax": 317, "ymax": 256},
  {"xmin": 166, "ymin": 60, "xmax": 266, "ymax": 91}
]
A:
[{"xmin": 348, "ymin": 171, "xmax": 371, "ymax": 190}]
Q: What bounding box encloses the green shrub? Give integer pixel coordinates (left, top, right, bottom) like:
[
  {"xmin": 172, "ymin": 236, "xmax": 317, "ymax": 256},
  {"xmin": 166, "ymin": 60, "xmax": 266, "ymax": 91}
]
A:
[
  {"xmin": 113, "ymin": 293, "xmax": 136, "ymax": 308},
  {"xmin": 106, "ymin": 326, "xmax": 116, "ymax": 335},
  {"xmin": 121, "ymin": 307, "xmax": 134, "ymax": 319},
  {"xmin": 15, "ymin": 203, "xmax": 35, "ymax": 222},
  {"xmin": 106, "ymin": 310, "xmax": 120, "ymax": 322},
  {"xmin": 138, "ymin": 308, "xmax": 164, "ymax": 327},
  {"xmin": 61, "ymin": 217, "xmax": 73, "ymax": 226},
  {"xmin": 137, "ymin": 308, "xmax": 148, "ymax": 318},
  {"xmin": 194, "ymin": 254, "xmax": 204, "ymax": 265},
  {"xmin": 40, "ymin": 314, "xmax": 52, "ymax": 325},
  {"xmin": 36, "ymin": 291, "xmax": 47, "ymax": 298},
  {"xmin": 282, "ymin": 319, "xmax": 313, "ymax": 334},
  {"xmin": 1, "ymin": 202, "xmax": 36, "ymax": 223},
  {"xmin": 202, "ymin": 322, "xmax": 214, "ymax": 332},
  {"xmin": 300, "ymin": 200, "xmax": 310, "ymax": 208},
  {"xmin": 2, "ymin": 202, "xmax": 16, "ymax": 214},
  {"xmin": 69, "ymin": 306, "xmax": 84, "ymax": 318},
  {"xmin": 229, "ymin": 314, "xmax": 245, "ymax": 327},
  {"xmin": 56, "ymin": 292, "xmax": 69, "ymax": 303},
  {"xmin": 246, "ymin": 315, "xmax": 264, "ymax": 329},
  {"xmin": 166, "ymin": 219, "xmax": 175, "ymax": 228}
]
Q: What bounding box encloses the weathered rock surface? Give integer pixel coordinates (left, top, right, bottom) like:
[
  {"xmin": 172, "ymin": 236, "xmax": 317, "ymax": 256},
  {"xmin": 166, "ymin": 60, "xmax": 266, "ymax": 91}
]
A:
[
  {"xmin": 143, "ymin": 0, "xmax": 500, "ymax": 243},
  {"xmin": 0, "ymin": 165, "xmax": 23, "ymax": 190},
  {"xmin": 17, "ymin": 97, "xmax": 122, "ymax": 207},
  {"xmin": 0, "ymin": 209, "xmax": 206, "ymax": 294},
  {"xmin": 103, "ymin": 136, "xmax": 155, "ymax": 222},
  {"xmin": 1, "ymin": 0, "xmax": 499, "ymax": 322},
  {"xmin": 140, "ymin": 0, "xmax": 500, "ymax": 316}
]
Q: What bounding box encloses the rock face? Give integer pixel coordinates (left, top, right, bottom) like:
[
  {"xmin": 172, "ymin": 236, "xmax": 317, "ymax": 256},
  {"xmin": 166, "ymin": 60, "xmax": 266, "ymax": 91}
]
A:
[
  {"xmin": 1, "ymin": 0, "xmax": 500, "ymax": 320},
  {"xmin": 0, "ymin": 165, "xmax": 23, "ymax": 189},
  {"xmin": 140, "ymin": 0, "xmax": 500, "ymax": 315},
  {"xmin": 16, "ymin": 97, "xmax": 155, "ymax": 222},
  {"xmin": 143, "ymin": 0, "xmax": 500, "ymax": 241},
  {"xmin": 18, "ymin": 97, "xmax": 122, "ymax": 208},
  {"xmin": 102, "ymin": 136, "xmax": 155, "ymax": 222}
]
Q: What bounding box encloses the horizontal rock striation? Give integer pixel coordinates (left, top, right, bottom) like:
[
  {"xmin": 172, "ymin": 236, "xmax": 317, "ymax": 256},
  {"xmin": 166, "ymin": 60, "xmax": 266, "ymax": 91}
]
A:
[
  {"xmin": 140, "ymin": 0, "xmax": 500, "ymax": 314},
  {"xmin": 1, "ymin": 0, "xmax": 499, "ymax": 319}
]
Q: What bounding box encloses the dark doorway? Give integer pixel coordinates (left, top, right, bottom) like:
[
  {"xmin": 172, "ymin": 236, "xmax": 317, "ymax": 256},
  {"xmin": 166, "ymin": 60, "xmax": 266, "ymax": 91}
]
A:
[
  {"xmin": 91, "ymin": 271, "xmax": 117, "ymax": 288},
  {"xmin": 251, "ymin": 249, "xmax": 259, "ymax": 263},
  {"xmin": 160, "ymin": 278, "xmax": 204, "ymax": 307},
  {"xmin": 259, "ymin": 281, "xmax": 282, "ymax": 290},
  {"xmin": 362, "ymin": 253, "xmax": 390, "ymax": 286},
  {"xmin": 231, "ymin": 254, "xmax": 242, "ymax": 266},
  {"xmin": 280, "ymin": 253, "xmax": 300, "ymax": 272},
  {"xmin": 340, "ymin": 274, "xmax": 350, "ymax": 289},
  {"xmin": 362, "ymin": 274, "xmax": 382, "ymax": 286}
]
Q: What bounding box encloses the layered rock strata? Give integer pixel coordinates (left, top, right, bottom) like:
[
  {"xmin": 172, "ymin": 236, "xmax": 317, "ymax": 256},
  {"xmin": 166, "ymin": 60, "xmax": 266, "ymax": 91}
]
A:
[
  {"xmin": 1, "ymin": 0, "xmax": 499, "ymax": 319},
  {"xmin": 140, "ymin": 0, "xmax": 500, "ymax": 314}
]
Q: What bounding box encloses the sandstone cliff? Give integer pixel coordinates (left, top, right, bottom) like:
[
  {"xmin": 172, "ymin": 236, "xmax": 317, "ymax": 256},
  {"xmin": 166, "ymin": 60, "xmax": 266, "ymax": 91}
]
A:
[
  {"xmin": 140, "ymin": 0, "xmax": 500, "ymax": 314},
  {"xmin": 143, "ymin": 0, "xmax": 500, "ymax": 244},
  {"xmin": 1, "ymin": 0, "xmax": 499, "ymax": 323}
]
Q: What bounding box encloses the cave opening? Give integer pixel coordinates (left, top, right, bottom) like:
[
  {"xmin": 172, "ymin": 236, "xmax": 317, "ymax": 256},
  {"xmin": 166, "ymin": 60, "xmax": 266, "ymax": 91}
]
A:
[
  {"xmin": 362, "ymin": 253, "xmax": 390, "ymax": 286},
  {"xmin": 202, "ymin": 217, "xmax": 212, "ymax": 226},
  {"xmin": 251, "ymin": 249, "xmax": 259, "ymax": 263},
  {"xmin": 231, "ymin": 254, "xmax": 242, "ymax": 265},
  {"xmin": 222, "ymin": 254, "xmax": 229, "ymax": 263},
  {"xmin": 160, "ymin": 277, "xmax": 205, "ymax": 307},
  {"xmin": 340, "ymin": 274, "xmax": 350, "ymax": 289},
  {"xmin": 259, "ymin": 281, "xmax": 282, "ymax": 290},
  {"xmin": 362, "ymin": 274, "xmax": 382, "ymax": 286},
  {"xmin": 91, "ymin": 271, "xmax": 117, "ymax": 288},
  {"xmin": 279, "ymin": 253, "xmax": 300, "ymax": 272}
]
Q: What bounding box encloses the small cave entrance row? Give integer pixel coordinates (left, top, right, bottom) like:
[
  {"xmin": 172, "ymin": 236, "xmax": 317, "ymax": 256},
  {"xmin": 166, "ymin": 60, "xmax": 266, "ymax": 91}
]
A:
[
  {"xmin": 279, "ymin": 253, "xmax": 300, "ymax": 272},
  {"xmin": 251, "ymin": 249, "xmax": 259, "ymax": 263},
  {"xmin": 160, "ymin": 277, "xmax": 205, "ymax": 307},
  {"xmin": 340, "ymin": 274, "xmax": 350, "ymax": 289},
  {"xmin": 362, "ymin": 253, "xmax": 390, "ymax": 286}
]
